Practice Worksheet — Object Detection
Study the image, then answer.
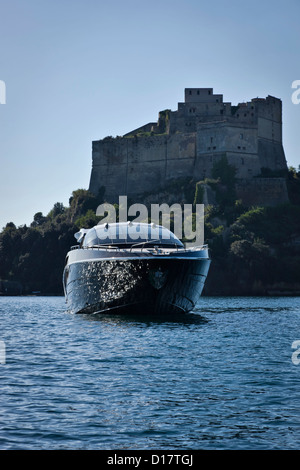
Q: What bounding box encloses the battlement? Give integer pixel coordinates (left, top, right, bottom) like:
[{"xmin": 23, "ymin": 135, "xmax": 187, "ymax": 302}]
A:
[{"xmin": 184, "ymin": 88, "xmax": 223, "ymax": 103}]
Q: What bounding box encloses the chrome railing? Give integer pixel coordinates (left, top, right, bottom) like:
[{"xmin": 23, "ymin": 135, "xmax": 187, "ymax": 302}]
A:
[{"xmin": 70, "ymin": 243, "xmax": 208, "ymax": 252}]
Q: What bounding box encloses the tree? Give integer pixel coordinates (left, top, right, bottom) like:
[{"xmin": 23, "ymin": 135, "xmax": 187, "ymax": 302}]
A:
[
  {"xmin": 75, "ymin": 209, "xmax": 101, "ymax": 229},
  {"xmin": 48, "ymin": 202, "xmax": 65, "ymax": 219},
  {"xmin": 31, "ymin": 212, "xmax": 47, "ymax": 227},
  {"xmin": 69, "ymin": 189, "xmax": 99, "ymax": 222},
  {"xmin": 211, "ymin": 156, "xmax": 237, "ymax": 208},
  {"xmin": 211, "ymin": 155, "xmax": 236, "ymax": 186}
]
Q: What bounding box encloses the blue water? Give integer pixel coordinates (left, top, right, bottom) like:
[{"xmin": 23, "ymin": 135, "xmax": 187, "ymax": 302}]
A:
[{"xmin": 0, "ymin": 295, "xmax": 300, "ymax": 450}]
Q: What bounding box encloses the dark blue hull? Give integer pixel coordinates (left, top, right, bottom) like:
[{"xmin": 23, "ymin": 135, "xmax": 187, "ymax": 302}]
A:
[{"xmin": 63, "ymin": 255, "xmax": 211, "ymax": 315}]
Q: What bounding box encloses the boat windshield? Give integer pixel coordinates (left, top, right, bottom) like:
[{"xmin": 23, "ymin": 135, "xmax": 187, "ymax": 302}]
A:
[{"xmin": 80, "ymin": 222, "xmax": 184, "ymax": 248}]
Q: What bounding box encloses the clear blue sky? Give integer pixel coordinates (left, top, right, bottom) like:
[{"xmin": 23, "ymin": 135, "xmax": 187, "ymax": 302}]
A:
[{"xmin": 0, "ymin": 0, "xmax": 299, "ymax": 230}]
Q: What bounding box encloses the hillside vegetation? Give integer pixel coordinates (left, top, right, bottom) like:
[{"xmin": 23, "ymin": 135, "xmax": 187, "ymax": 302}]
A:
[{"xmin": 0, "ymin": 163, "xmax": 300, "ymax": 296}]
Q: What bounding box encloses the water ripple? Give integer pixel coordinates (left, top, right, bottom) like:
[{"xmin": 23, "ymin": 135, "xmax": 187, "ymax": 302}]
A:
[{"xmin": 0, "ymin": 295, "xmax": 300, "ymax": 449}]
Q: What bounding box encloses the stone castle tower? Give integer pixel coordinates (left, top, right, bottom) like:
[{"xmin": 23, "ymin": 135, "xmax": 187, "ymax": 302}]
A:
[{"xmin": 89, "ymin": 88, "xmax": 289, "ymax": 206}]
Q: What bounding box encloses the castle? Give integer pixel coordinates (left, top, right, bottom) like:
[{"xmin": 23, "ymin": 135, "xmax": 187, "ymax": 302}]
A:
[{"xmin": 89, "ymin": 88, "xmax": 289, "ymax": 206}]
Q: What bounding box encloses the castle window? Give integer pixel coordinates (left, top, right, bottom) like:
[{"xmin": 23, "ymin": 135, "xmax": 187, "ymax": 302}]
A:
[
  {"xmin": 238, "ymin": 146, "xmax": 241, "ymax": 149},
  {"xmin": 210, "ymin": 137, "xmax": 213, "ymax": 143},
  {"xmin": 197, "ymin": 90, "xmax": 200, "ymax": 95},
  {"xmin": 220, "ymin": 109, "xmax": 223, "ymax": 115},
  {"xmin": 208, "ymin": 90, "xmax": 211, "ymax": 95},
  {"xmin": 213, "ymin": 146, "xmax": 216, "ymax": 150},
  {"xmin": 216, "ymin": 99, "xmax": 219, "ymax": 103},
  {"xmin": 244, "ymin": 113, "xmax": 247, "ymax": 117},
  {"xmin": 207, "ymin": 147, "xmax": 211, "ymax": 150},
  {"xmin": 189, "ymin": 90, "xmax": 192, "ymax": 95}
]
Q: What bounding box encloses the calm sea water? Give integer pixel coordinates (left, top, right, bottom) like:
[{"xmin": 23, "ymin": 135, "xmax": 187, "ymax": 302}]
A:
[{"xmin": 0, "ymin": 295, "xmax": 300, "ymax": 450}]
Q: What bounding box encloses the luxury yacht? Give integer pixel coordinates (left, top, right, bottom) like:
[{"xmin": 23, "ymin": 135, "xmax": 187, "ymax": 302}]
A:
[{"xmin": 63, "ymin": 222, "xmax": 210, "ymax": 315}]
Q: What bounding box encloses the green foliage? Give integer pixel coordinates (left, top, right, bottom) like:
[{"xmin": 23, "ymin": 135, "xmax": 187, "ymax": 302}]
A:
[
  {"xmin": 75, "ymin": 209, "xmax": 101, "ymax": 229},
  {"xmin": 0, "ymin": 188, "xmax": 102, "ymax": 294},
  {"xmin": 202, "ymin": 178, "xmax": 219, "ymax": 188},
  {"xmin": 230, "ymin": 237, "xmax": 271, "ymax": 261},
  {"xmin": 210, "ymin": 156, "xmax": 237, "ymax": 208},
  {"xmin": 211, "ymin": 155, "xmax": 236, "ymax": 187},
  {"xmin": 1, "ymin": 167, "xmax": 300, "ymax": 296},
  {"xmin": 69, "ymin": 189, "xmax": 100, "ymax": 221},
  {"xmin": 158, "ymin": 109, "xmax": 171, "ymax": 133},
  {"xmin": 31, "ymin": 212, "xmax": 47, "ymax": 227},
  {"xmin": 259, "ymin": 167, "xmax": 287, "ymax": 177},
  {"xmin": 47, "ymin": 202, "xmax": 65, "ymax": 219},
  {"xmin": 151, "ymin": 177, "xmax": 196, "ymax": 204},
  {"xmin": 235, "ymin": 206, "xmax": 266, "ymax": 228},
  {"xmin": 159, "ymin": 109, "xmax": 171, "ymax": 119},
  {"xmin": 231, "ymin": 204, "xmax": 300, "ymax": 245},
  {"xmin": 135, "ymin": 131, "xmax": 152, "ymax": 137},
  {"xmin": 287, "ymin": 166, "xmax": 300, "ymax": 205},
  {"xmin": 193, "ymin": 182, "xmax": 204, "ymax": 206}
]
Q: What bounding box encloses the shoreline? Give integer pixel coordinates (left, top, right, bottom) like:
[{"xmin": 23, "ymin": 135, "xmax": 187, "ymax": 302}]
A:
[{"xmin": 0, "ymin": 293, "xmax": 299, "ymax": 298}]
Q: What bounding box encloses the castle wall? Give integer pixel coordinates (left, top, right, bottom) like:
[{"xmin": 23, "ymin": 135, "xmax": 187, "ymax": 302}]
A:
[
  {"xmin": 196, "ymin": 122, "xmax": 258, "ymax": 156},
  {"xmin": 89, "ymin": 133, "xmax": 197, "ymax": 200},
  {"xmin": 257, "ymin": 140, "xmax": 287, "ymax": 171},
  {"xmin": 184, "ymin": 88, "xmax": 223, "ymax": 103},
  {"xmin": 89, "ymin": 88, "xmax": 288, "ymax": 206},
  {"xmin": 258, "ymin": 117, "xmax": 282, "ymax": 142},
  {"xmin": 195, "ymin": 121, "xmax": 261, "ymax": 179}
]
